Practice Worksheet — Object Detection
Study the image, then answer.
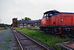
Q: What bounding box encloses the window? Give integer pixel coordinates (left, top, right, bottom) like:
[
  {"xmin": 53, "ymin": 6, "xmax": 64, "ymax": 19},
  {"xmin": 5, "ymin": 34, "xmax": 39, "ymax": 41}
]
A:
[
  {"xmin": 49, "ymin": 14, "xmax": 53, "ymax": 16},
  {"xmin": 43, "ymin": 14, "xmax": 48, "ymax": 18},
  {"xmin": 43, "ymin": 10, "xmax": 60, "ymax": 18}
]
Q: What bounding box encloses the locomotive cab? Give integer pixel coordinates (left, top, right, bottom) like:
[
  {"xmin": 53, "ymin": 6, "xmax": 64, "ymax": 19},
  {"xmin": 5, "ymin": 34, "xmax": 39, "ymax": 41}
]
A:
[
  {"xmin": 41, "ymin": 10, "xmax": 60, "ymax": 27},
  {"xmin": 40, "ymin": 10, "xmax": 60, "ymax": 33}
]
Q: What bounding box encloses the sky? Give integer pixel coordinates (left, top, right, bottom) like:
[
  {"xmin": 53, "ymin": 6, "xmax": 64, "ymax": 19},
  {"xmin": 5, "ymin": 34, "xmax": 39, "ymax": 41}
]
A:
[{"xmin": 0, "ymin": 0, "xmax": 74, "ymax": 24}]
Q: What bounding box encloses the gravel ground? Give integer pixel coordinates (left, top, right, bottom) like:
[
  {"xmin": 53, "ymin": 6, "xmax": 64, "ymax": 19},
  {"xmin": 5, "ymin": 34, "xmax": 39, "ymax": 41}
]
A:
[{"xmin": 0, "ymin": 28, "xmax": 18, "ymax": 50}]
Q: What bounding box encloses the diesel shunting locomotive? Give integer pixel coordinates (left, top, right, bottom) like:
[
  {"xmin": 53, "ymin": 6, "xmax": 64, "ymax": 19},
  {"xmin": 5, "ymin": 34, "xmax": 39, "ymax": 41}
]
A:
[{"xmin": 40, "ymin": 10, "xmax": 74, "ymax": 36}]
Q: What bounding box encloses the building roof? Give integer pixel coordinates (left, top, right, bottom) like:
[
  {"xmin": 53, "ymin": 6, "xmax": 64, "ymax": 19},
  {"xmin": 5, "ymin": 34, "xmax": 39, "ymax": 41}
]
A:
[{"xmin": 18, "ymin": 19, "xmax": 40, "ymax": 24}]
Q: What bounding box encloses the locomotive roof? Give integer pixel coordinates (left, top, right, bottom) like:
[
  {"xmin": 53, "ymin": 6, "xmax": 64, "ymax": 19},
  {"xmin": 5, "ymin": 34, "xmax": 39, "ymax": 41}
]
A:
[
  {"xmin": 44, "ymin": 10, "xmax": 60, "ymax": 14},
  {"xmin": 61, "ymin": 12, "xmax": 74, "ymax": 14},
  {"xmin": 44, "ymin": 10, "xmax": 74, "ymax": 14}
]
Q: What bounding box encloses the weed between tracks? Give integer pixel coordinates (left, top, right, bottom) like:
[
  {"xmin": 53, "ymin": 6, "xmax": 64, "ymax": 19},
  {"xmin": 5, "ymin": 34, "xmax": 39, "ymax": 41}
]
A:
[{"xmin": 16, "ymin": 28, "xmax": 70, "ymax": 50}]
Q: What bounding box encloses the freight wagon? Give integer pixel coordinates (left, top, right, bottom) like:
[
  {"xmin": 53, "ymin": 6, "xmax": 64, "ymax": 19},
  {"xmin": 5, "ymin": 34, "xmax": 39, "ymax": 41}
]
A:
[{"xmin": 40, "ymin": 10, "xmax": 74, "ymax": 36}]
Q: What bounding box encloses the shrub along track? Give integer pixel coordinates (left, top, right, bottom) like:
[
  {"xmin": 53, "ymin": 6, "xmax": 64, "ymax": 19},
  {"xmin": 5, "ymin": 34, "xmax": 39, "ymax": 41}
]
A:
[{"xmin": 12, "ymin": 30, "xmax": 51, "ymax": 50}]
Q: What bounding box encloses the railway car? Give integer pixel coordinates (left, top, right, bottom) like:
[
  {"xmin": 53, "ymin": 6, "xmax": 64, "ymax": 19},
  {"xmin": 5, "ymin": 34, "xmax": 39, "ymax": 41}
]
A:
[{"xmin": 40, "ymin": 10, "xmax": 74, "ymax": 36}]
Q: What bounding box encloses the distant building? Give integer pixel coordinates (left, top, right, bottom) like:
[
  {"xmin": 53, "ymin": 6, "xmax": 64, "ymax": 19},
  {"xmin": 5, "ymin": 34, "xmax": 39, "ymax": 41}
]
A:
[
  {"xmin": 12, "ymin": 18, "xmax": 18, "ymax": 27},
  {"xmin": 12, "ymin": 18, "xmax": 41, "ymax": 28}
]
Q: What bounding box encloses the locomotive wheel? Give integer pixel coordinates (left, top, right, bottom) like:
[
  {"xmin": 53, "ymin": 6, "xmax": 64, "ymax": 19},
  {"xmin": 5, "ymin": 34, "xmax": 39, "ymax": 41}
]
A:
[
  {"xmin": 44, "ymin": 28, "xmax": 49, "ymax": 33},
  {"xmin": 40, "ymin": 26, "xmax": 44, "ymax": 31},
  {"xmin": 67, "ymin": 31, "xmax": 74, "ymax": 38}
]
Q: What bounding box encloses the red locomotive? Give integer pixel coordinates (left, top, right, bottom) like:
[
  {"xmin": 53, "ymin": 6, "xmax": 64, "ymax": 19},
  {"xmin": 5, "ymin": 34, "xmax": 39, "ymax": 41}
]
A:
[{"xmin": 40, "ymin": 10, "xmax": 74, "ymax": 36}]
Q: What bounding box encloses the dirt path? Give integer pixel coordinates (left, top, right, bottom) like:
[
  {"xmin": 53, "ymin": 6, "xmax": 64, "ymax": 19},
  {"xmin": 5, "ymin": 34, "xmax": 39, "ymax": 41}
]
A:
[{"xmin": 0, "ymin": 28, "xmax": 18, "ymax": 50}]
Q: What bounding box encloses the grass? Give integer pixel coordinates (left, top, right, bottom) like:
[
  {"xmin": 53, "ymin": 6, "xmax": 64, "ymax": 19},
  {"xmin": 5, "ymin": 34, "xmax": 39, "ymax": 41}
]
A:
[{"xmin": 16, "ymin": 28, "xmax": 70, "ymax": 49}]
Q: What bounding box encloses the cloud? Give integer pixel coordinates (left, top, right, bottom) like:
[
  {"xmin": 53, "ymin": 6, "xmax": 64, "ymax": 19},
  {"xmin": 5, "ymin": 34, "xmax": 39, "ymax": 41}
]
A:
[{"xmin": 1, "ymin": 0, "xmax": 74, "ymax": 24}]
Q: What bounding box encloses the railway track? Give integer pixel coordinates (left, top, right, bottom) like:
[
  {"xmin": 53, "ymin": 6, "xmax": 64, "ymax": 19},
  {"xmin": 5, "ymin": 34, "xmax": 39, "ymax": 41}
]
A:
[{"xmin": 12, "ymin": 30, "xmax": 51, "ymax": 50}]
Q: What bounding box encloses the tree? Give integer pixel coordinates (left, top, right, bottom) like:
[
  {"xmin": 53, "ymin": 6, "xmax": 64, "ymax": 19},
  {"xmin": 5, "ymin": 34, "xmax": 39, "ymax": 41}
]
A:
[{"xmin": 24, "ymin": 17, "xmax": 31, "ymax": 20}]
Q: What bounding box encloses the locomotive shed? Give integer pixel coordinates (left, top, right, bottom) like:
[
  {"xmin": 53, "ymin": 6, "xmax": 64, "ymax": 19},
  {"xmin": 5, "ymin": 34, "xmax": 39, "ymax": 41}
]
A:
[{"xmin": 12, "ymin": 29, "xmax": 51, "ymax": 50}]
